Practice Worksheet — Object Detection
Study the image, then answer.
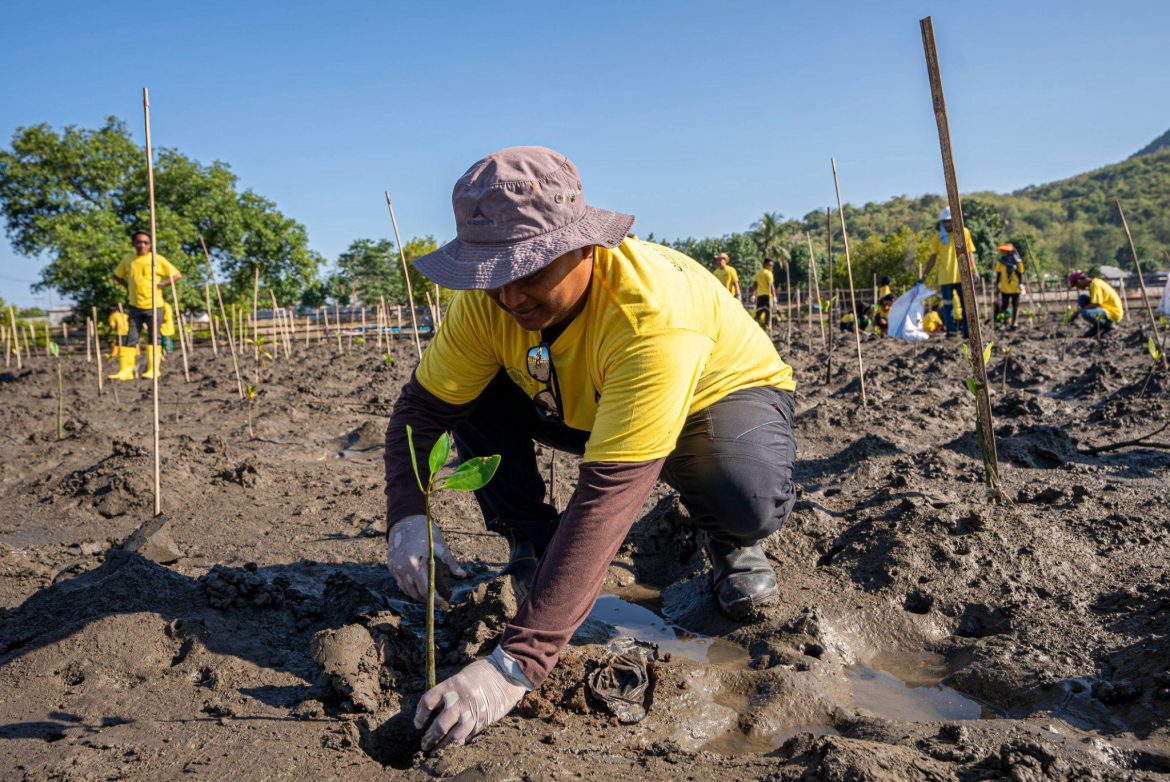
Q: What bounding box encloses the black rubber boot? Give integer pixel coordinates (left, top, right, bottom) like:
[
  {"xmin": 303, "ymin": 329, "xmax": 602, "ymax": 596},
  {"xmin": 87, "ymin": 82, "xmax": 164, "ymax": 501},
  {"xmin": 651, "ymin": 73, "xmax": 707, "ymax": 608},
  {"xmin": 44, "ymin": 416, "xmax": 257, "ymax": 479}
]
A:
[
  {"xmin": 1081, "ymin": 323, "xmax": 1100, "ymax": 338},
  {"xmin": 707, "ymin": 540, "xmax": 777, "ymax": 621},
  {"xmin": 501, "ymin": 531, "xmax": 539, "ymax": 603}
]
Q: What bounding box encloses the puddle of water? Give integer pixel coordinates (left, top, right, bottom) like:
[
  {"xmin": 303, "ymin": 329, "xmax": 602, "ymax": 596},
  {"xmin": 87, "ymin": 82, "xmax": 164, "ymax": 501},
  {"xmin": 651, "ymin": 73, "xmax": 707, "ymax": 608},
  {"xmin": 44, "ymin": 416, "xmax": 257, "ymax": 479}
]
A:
[
  {"xmin": 589, "ymin": 592, "xmax": 749, "ymax": 669},
  {"xmin": 847, "ymin": 651, "xmax": 995, "ymax": 721}
]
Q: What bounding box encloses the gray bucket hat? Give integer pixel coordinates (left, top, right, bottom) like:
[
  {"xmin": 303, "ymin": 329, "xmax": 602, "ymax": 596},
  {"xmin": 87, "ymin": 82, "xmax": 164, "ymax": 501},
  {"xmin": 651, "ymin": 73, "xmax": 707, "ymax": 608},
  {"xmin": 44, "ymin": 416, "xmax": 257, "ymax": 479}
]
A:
[{"xmin": 412, "ymin": 146, "xmax": 635, "ymax": 290}]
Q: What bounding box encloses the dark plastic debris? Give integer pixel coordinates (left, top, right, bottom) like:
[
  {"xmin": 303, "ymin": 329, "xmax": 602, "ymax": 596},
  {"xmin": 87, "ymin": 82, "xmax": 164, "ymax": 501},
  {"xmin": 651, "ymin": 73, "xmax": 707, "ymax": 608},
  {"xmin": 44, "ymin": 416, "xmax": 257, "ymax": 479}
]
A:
[{"xmin": 587, "ymin": 637, "xmax": 658, "ymax": 723}]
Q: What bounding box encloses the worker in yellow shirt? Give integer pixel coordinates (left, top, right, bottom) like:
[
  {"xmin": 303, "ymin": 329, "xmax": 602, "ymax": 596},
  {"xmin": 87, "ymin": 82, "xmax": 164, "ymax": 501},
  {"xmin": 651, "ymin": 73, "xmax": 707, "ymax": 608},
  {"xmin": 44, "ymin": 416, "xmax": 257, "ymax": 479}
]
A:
[
  {"xmin": 108, "ymin": 231, "xmax": 182, "ymax": 380},
  {"xmin": 160, "ymin": 301, "xmax": 176, "ymax": 353},
  {"xmin": 994, "ymin": 243, "xmax": 1025, "ymax": 328},
  {"xmin": 878, "ymin": 276, "xmax": 892, "ymax": 299},
  {"xmin": 748, "ymin": 258, "xmax": 777, "ymax": 329},
  {"xmin": 107, "ymin": 308, "xmax": 129, "ymax": 359},
  {"xmin": 1068, "ymin": 271, "xmax": 1123, "ymax": 337},
  {"xmin": 383, "ymin": 147, "xmax": 797, "ymax": 752},
  {"xmin": 922, "ymin": 305, "xmax": 944, "ymax": 334},
  {"xmin": 921, "ymin": 206, "xmax": 976, "ymax": 337},
  {"xmin": 712, "ymin": 252, "xmax": 741, "ymax": 300}
]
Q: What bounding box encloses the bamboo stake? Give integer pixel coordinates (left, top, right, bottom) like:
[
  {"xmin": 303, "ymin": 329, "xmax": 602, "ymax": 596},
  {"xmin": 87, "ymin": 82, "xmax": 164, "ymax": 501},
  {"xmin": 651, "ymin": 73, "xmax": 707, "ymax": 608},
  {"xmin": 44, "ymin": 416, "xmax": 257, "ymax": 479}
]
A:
[
  {"xmin": 92, "ymin": 317, "xmax": 105, "ymax": 396},
  {"xmin": 384, "ymin": 192, "xmax": 423, "ymax": 359},
  {"xmin": 784, "ymin": 261, "xmax": 793, "ymax": 353},
  {"xmin": 379, "ymin": 294, "xmax": 389, "ymax": 350},
  {"xmin": 920, "ymin": 16, "xmax": 1002, "ymax": 501},
  {"xmin": 2, "ymin": 326, "xmax": 8, "ymax": 369},
  {"xmin": 91, "ymin": 306, "xmax": 104, "ymax": 396},
  {"xmin": 303, "ymin": 311, "xmax": 310, "ymax": 347},
  {"xmin": 269, "ymin": 291, "xmax": 288, "ymax": 359},
  {"xmin": 831, "ymin": 158, "xmax": 868, "ymax": 407},
  {"xmin": 433, "ymin": 283, "xmax": 443, "ymax": 328},
  {"xmin": 204, "ymin": 281, "xmax": 218, "ymax": 355},
  {"xmin": 1117, "ymin": 200, "xmax": 1168, "ymax": 369},
  {"xmin": 807, "ymin": 232, "xmax": 826, "ymax": 347},
  {"xmin": 425, "ymin": 290, "xmax": 437, "ymax": 334},
  {"xmin": 198, "ymin": 236, "xmax": 244, "ymax": 399},
  {"xmin": 42, "ymin": 321, "xmax": 49, "ymax": 357},
  {"xmin": 143, "ymin": 87, "xmax": 162, "ymax": 517},
  {"xmin": 826, "ymin": 208, "xmax": 834, "ymax": 320},
  {"xmin": 168, "ymin": 279, "xmax": 191, "ymax": 382},
  {"xmin": 360, "ymin": 305, "xmax": 367, "ymax": 346},
  {"xmin": 805, "ymin": 255, "xmax": 814, "ymax": 354},
  {"xmin": 62, "ymin": 321, "xmax": 68, "ymax": 345},
  {"xmin": 251, "ymin": 266, "xmax": 260, "ymax": 360},
  {"xmin": 334, "ymin": 301, "xmax": 343, "ymax": 353},
  {"xmin": 85, "ymin": 317, "xmax": 93, "ymax": 362}
]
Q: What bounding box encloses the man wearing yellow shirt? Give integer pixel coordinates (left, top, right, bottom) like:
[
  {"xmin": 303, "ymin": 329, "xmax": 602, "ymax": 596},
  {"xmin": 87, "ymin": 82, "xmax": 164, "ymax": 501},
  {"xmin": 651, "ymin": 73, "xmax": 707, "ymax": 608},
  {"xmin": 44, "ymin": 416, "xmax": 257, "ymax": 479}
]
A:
[
  {"xmin": 712, "ymin": 252, "xmax": 741, "ymax": 299},
  {"xmin": 921, "ymin": 206, "xmax": 976, "ymax": 337},
  {"xmin": 994, "ymin": 243, "xmax": 1024, "ymax": 328},
  {"xmin": 1068, "ymin": 271, "xmax": 1122, "ymax": 337},
  {"xmin": 384, "ymin": 147, "xmax": 797, "ymax": 752},
  {"xmin": 108, "ymin": 231, "xmax": 182, "ymax": 380},
  {"xmin": 748, "ymin": 258, "xmax": 777, "ymax": 328}
]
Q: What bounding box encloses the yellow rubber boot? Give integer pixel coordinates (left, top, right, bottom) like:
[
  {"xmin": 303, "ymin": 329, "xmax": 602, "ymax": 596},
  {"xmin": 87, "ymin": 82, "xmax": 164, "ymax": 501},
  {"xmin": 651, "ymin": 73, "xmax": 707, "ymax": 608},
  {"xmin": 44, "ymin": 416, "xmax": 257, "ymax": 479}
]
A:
[
  {"xmin": 107, "ymin": 346, "xmax": 137, "ymax": 381},
  {"xmin": 142, "ymin": 345, "xmax": 163, "ymax": 380}
]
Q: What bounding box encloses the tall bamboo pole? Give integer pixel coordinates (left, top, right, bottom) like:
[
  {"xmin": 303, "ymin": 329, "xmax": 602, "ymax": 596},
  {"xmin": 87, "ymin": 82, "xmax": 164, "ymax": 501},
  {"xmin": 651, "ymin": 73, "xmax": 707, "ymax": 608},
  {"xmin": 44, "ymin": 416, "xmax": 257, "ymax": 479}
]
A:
[
  {"xmin": 784, "ymin": 261, "xmax": 793, "ymax": 353},
  {"xmin": 9, "ymin": 308, "xmax": 21, "ymax": 370},
  {"xmin": 826, "ymin": 208, "xmax": 834, "ymax": 319},
  {"xmin": 85, "ymin": 316, "xmax": 93, "ymax": 362},
  {"xmin": 251, "ymin": 266, "xmax": 260, "ymax": 360},
  {"xmin": 433, "ymin": 283, "xmax": 443, "ymax": 329},
  {"xmin": 91, "ymin": 306, "xmax": 104, "ymax": 396},
  {"xmin": 168, "ymin": 280, "xmax": 190, "ymax": 382},
  {"xmin": 831, "ymin": 158, "xmax": 868, "ymax": 407},
  {"xmin": 379, "ymin": 294, "xmax": 389, "ymax": 350},
  {"xmin": 143, "ymin": 87, "xmax": 162, "ymax": 517},
  {"xmin": 920, "ymin": 16, "xmax": 1002, "ymax": 501},
  {"xmin": 198, "ymin": 236, "xmax": 244, "ymax": 399},
  {"xmin": 270, "ymin": 290, "xmax": 290, "ymax": 359},
  {"xmin": 1117, "ymin": 200, "xmax": 1168, "ymax": 369},
  {"xmin": 807, "ymin": 232, "xmax": 826, "ymax": 347},
  {"xmin": 204, "ymin": 281, "xmax": 218, "ymax": 355},
  {"xmin": 2, "ymin": 325, "xmax": 8, "ymax": 368},
  {"xmin": 384, "ymin": 192, "xmax": 423, "ymax": 359}
]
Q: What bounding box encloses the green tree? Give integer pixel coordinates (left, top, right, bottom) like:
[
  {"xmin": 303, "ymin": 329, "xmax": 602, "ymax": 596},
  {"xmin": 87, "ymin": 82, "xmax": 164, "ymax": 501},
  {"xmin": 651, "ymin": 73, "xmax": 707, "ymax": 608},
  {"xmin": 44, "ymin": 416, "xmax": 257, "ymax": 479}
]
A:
[
  {"xmin": 0, "ymin": 117, "xmax": 323, "ymax": 317},
  {"xmin": 337, "ymin": 238, "xmax": 398, "ymax": 304}
]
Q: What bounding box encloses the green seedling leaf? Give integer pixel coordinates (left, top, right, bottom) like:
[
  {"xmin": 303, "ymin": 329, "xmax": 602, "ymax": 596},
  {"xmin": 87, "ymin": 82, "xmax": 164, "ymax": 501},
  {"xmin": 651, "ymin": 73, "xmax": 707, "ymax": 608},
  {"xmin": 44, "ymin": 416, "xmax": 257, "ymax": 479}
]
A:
[
  {"xmin": 964, "ymin": 377, "xmax": 978, "ymax": 397},
  {"xmin": 382, "ymin": 354, "xmax": 394, "ymax": 365},
  {"xmin": 1149, "ymin": 337, "xmax": 1164, "ymax": 361},
  {"xmin": 244, "ymin": 384, "xmax": 258, "ymax": 400},
  {"xmin": 961, "ymin": 343, "xmax": 970, "ymax": 360},
  {"xmin": 428, "ymin": 432, "xmax": 452, "ymax": 477},
  {"xmin": 405, "ymin": 424, "xmax": 425, "ymax": 494},
  {"xmin": 354, "ymin": 336, "xmax": 365, "ymax": 346},
  {"xmin": 982, "ymin": 341, "xmax": 993, "ymax": 366},
  {"xmin": 48, "ymin": 342, "xmax": 59, "ymax": 358},
  {"xmin": 437, "ymin": 454, "xmax": 501, "ymax": 492}
]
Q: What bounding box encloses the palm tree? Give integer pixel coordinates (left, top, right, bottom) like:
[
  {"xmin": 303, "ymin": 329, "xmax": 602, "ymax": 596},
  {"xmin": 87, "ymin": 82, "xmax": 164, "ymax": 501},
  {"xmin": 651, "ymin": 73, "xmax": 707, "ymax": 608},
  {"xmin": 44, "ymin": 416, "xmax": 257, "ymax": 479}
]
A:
[{"xmin": 751, "ymin": 212, "xmax": 790, "ymax": 267}]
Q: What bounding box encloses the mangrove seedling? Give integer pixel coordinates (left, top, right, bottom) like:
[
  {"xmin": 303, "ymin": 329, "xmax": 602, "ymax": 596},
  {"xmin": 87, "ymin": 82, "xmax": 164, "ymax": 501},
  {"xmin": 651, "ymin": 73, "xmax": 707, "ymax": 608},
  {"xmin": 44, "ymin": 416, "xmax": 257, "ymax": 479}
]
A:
[
  {"xmin": 50, "ymin": 341, "xmax": 62, "ymax": 439},
  {"xmin": 244, "ymin": 383, "xmax": 257, "ymax": 438},
  {"xmin": 406, "ymin": 424, "xmax": 500, "ymax": 689},
  {"xmin": 1140, "ymin": 337, "xmax": 1164, "ymax": 398}
]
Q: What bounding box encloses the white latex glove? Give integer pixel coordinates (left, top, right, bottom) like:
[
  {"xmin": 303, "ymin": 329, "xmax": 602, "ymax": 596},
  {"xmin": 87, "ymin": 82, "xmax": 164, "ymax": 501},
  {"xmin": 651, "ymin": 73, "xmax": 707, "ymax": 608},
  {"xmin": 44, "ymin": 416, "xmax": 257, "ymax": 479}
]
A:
[
  {"xmin": 414, "ymin": 652, "xmax": 530, "ymax": 752},
  {"xmin": 386, "ymin": 514, "xmax": 466, "ymax": 604}
]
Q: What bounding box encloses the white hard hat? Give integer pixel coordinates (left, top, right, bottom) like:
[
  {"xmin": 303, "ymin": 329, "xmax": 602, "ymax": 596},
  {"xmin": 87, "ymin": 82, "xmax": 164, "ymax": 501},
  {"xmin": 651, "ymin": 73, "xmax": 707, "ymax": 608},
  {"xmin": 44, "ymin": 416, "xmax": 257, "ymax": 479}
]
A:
[{"xmin": 939, "ymin": 206, "xmax": 951, "ymax": 221}]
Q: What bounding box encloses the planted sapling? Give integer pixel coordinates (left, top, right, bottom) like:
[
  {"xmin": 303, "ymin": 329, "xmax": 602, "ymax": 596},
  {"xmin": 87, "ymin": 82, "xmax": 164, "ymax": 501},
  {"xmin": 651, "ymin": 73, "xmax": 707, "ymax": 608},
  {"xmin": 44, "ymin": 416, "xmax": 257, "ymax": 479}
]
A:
[{"xmin": 405, "ymin": 425, "xmax": 500, "ymax": 689}]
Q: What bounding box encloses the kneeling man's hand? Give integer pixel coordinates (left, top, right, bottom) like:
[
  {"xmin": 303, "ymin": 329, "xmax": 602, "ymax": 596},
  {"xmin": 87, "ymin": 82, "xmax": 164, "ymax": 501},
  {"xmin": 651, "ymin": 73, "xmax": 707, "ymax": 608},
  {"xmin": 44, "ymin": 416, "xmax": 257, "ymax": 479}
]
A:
[
  {"xmin": 414, "ymin": 653, "xmax": 529, "ymax": 752},
  {"xmin": 386, "ymin": 514, "xmax": 466, "ymax": 603}
]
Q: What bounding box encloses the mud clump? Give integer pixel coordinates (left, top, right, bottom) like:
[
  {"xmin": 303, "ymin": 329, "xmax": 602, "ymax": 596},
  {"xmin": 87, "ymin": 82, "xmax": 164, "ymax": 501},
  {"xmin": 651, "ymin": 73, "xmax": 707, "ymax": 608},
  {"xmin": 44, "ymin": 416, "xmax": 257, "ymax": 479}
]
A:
[{"xmin": 447, "ymin": 575, "xmax": 519, "ymax": 662}]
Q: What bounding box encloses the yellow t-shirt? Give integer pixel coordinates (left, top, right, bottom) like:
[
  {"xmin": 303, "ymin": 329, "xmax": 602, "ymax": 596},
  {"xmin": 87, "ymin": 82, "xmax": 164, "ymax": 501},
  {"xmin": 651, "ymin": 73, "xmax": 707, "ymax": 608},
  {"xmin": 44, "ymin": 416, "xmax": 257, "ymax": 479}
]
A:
[
  {"xmin": 752, "ymin": 268, "xmax": 774, "ymax": 298},
  {"xmin": 113, "ymin": 253, "xmax": 180, "ymax": 310},
  {"xmin": 108, "ymin": 311, "xmax": 129, "ymax": 336},
  {"xmin": 878, "ymin": 285, "xmax": 892, "ymax": 299},
  {"xmin": 995, "ymin": 259, "xmax": 1024, "ymax": 294},
  {"xmin": 922, "ymin": 311, "xmax": 943, "ymax": 333},
  {"xmin": 416, "ymin": 239, "xmax": 796, "ymax": 463},
  {"xmin": 1089, "ymin": 278, "xmax": 1123, "ymax": 322},
  {"xmin": 712, "ymin": 265, "xmax": 739, "ymax": 294},
  {"xmin": 929, "ymin": 228, "xmax": 976, "ymax": 285}
]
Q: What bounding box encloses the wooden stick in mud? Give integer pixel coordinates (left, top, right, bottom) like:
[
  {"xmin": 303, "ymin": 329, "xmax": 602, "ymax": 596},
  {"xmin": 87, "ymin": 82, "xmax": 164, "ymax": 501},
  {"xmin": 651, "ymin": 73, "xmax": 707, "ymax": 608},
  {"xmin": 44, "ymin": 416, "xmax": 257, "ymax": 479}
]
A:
[
  {"xmin": 85, "ymin": 317, "xmax": 93, "ymax": 362},
  {"xmin": 784, "ymin": 260, "xmax": 793, "ymax": 353},
  {"xmin": 384, "ymin": 192, "xmax": 423, "ymax": 359},
  {"xmin": 807, "ymin": 232, "xmax": 826, "ymax": 348},
  {"xmin": 268, "ymin": 291, "xmax": 286, "ymax": 359},
  {"xmin": 2, "ymin": 325, "xmax": 8, "ymax": 368},
  {"xmin": 91, "ymin": 307, "xmax": 104, "ymax": 396},
  {"xmin": 920, "ymin": 16, "xmax": 1003, "ymax": 501},
  {"xmin": 425, "ymin": 290, "xmax": 437, "ymax": 335},
  {"xmin": 831, "ymin": 158, "xmax": 868, "ymax": 407},
  {"xmin": 204, "ymin": 281, "xmax": 218, "ymax": 355},
  {"xmin": 168, "ymin": 280, "xmax": 191, "ymax": 383},
  {"xmin": 826, "ymin": 208, "xmax": 834, "ymax": 321},
  {"xmin": 360, "ymin": 305, "xmax": 367, "ymax": 346},
  {"xmin": 378, "ymin": 294, "xmax": 389, "ymax": 350},
  {"xmin": 334, "ymin": 301, "xmax": 343, "ymax": 353},
  {"xmin": 198, "ymin": 236, "xmax": 244, "ymax": 399},
  {"xmin": 142, "ymin": 87, "xmax": 162, "ymax": 517},
  {"xmin": 1117, "ymin": 200, "xmax": 1168, "ymax": 369},
  {"xmin": 433, "ymin": 283, "xmax": 443, "ymax": 329},
  {"xmin": 251, "ymin": 266, "xmax": 260, "ymax": 360}
]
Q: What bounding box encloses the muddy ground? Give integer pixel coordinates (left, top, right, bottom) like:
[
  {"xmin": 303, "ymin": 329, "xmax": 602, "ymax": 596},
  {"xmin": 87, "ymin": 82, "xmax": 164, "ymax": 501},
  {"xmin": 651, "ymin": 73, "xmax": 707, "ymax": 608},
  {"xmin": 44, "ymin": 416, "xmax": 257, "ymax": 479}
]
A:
[{"xmin": 1, "ymin": 313, "xmax": 1169, "ymax": 781}]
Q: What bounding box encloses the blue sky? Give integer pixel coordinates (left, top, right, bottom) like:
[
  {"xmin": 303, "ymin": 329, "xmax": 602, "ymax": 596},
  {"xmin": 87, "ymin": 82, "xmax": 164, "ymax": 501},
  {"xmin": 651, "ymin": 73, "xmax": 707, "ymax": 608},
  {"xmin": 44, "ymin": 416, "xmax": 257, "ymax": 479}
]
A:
[{"xmin": 2, "ymin": 0, "xmax": 1167, "ymax": 306}]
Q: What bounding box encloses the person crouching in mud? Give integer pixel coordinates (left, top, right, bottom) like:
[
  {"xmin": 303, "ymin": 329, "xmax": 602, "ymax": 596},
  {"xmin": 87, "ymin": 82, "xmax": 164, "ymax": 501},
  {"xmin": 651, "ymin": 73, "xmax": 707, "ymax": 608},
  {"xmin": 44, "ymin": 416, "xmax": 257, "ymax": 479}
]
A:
[
  {"xmin": 1068, "ymin": 270, "xmax": 1123, "ymax": 338},
  {"xmin": 383, "ymin": 146, "xmax": 798, "ymax": 751}
]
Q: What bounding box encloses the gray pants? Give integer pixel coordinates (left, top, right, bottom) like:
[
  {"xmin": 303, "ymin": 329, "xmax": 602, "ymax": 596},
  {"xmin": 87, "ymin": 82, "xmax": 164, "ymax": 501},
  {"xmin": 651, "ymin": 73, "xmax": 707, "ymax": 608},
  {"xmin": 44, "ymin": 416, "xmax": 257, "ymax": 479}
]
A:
[{"xmin": 453, "ymin": 371, "xmax": 797, "ymax": 552}]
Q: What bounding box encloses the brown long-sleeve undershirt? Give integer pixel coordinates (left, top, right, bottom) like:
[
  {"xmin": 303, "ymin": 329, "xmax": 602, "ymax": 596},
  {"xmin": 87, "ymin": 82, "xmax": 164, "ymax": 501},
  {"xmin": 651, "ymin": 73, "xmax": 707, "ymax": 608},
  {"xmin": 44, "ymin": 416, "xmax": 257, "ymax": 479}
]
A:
[{"xmin": 384, "ymin": 375, "xmax": 664, "ymax": 687}]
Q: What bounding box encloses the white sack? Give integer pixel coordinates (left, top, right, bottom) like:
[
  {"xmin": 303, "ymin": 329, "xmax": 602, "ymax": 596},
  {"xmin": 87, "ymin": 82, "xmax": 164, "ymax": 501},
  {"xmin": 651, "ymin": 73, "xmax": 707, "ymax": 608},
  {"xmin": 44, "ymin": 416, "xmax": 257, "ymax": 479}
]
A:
[{"xmin": 888, "ymin": 282, "xmax": 937, "ymax": 343}]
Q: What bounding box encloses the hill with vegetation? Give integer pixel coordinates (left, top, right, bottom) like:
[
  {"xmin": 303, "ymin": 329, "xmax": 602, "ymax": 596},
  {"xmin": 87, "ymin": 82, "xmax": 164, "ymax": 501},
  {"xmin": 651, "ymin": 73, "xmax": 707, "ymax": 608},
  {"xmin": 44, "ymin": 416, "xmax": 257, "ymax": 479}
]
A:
[{"xmin": 660, "ymin": 129, "xmax": 1170, "ymax": 289}]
